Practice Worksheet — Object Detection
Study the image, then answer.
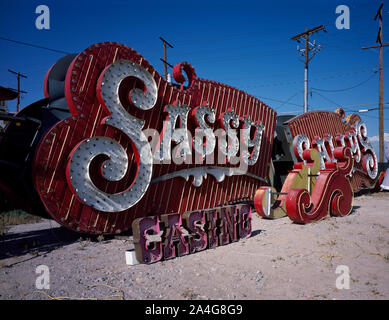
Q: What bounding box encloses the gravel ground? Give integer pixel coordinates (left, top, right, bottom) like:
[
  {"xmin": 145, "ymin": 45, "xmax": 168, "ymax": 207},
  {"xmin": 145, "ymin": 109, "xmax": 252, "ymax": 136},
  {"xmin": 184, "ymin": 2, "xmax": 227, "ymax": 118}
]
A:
[{"xmin": 0, "ymin": 192, "xmax": 388, "ymax": 300}]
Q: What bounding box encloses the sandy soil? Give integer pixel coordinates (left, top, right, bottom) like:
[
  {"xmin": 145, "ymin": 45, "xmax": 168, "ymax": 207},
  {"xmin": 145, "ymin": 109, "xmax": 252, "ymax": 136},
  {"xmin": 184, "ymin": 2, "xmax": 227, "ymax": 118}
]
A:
[{"xmin": 0, "ymin": 192, "xmax": 388, "ymax": 300}]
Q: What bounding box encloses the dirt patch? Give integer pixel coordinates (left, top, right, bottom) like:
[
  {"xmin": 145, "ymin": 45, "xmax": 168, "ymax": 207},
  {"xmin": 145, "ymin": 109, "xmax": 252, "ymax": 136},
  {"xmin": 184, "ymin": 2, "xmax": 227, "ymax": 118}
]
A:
[
  {"xmin": 0, "ymin": 192, "xmax": 388, "ymax": 300},
  {"xmin": 0, "ymin": 210, "xmax": 43, "ymax": 237}
]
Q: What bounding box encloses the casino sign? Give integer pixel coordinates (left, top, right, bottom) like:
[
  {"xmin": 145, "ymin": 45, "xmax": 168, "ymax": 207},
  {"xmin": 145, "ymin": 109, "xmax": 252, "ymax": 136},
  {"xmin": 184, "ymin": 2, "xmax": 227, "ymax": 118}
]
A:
[
  {"xmin": 0, "ymin": 42, "xmax": 275, "ymax": 235},
  {"xmin": 0, "ymin": 42, "xmax": 382, "ymax": 243}
]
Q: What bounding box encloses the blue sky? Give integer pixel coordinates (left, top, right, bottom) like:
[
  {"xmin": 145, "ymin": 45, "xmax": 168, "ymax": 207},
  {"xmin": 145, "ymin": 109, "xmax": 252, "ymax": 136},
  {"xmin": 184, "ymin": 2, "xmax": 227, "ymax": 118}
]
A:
[{"xmin": 0, "ymin": 0, "xmax": 388, "ymax": 143}]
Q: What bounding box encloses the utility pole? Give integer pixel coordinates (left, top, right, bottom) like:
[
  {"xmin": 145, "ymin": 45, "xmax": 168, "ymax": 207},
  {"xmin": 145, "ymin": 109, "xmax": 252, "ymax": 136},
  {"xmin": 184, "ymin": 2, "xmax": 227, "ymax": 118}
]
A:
[
  {"xmin": 291, "ymin": 25, "xmax": 327, "ymax": 113},
  {"xmin": 362, "ymin": 2, "xmax": 388, "ymax": 163},
  {"xmin": 8, "ymin": 69, "xmax": 27, "ymax": 112},
  {"xmin": 159, "ymin": 37, "xmax": 174, "ymax": 80}
]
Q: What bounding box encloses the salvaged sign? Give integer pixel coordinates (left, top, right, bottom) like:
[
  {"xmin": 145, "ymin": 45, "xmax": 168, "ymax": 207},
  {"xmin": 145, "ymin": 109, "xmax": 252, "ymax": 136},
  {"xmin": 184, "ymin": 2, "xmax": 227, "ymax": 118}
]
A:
[
  {"xmin": 285, "ymin": 146, "xmax": 354, "ymax": 223},
  {"xmin": 284, "ymin": 109, "xmax": 378, "ymax": 192},
  {"xmin": 255, "ymin": 148, "xmax": 321, "ymax": 219},
  {"xmin": 0, "ymin": 41, "xmax": 382, "ymax": 238},
  {"xmin": 255, "ymin": 146, "xmax": 354, "ymax": 223},
  {"xmin": 255, "ymin": 109, "xmax": 375, "ymax": 221},
  {"xmin": 132, "ymin": 204, "xmax": 252, "ymax": 263},
  {"xmin": 29, "ymin": 42, "xmax": 276, "ymax": 235}
]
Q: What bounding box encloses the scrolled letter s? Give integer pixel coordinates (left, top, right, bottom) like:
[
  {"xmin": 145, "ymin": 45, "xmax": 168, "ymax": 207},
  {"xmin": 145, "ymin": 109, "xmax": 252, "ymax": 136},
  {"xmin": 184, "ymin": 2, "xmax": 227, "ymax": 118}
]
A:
[{"xmin": 66, "ymin": 60, "xmax": 157, "ymax": 212}]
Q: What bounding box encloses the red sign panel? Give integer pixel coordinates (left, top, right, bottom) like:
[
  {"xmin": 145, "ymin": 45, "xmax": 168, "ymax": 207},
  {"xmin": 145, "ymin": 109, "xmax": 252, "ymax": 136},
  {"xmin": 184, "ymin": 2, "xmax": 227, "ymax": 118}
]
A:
[
  {"xmin": 284, "ymin": 109, "xmax": 378, "ymax": 192},
  {"xmin": 32, "ymin": 42, "xmax": 276, "ymax": 235}
]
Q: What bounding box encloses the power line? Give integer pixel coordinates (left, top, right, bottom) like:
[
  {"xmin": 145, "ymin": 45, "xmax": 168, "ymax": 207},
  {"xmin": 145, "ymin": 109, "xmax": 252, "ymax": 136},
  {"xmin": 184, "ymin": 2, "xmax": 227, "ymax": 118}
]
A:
[
  {"xmin": 242, "ymin": 66, "xmax": 377, "ymax": 89},
  {"xmin": 256, "ymin": 95, "xmax": 303, "ymax": 108},
  {"xmin": 189, "ymin": 49, "xmax": 291, "ymax": 64},
  {"xmin": 311, "ymin": 67, "xmax": 378, "ymax": 82},
  {"xmin": 256, "ymin": 94, "xmax": 327, "ymax": 111},
  {"xmin": 342, "ymin": 101, "xmax": 389, "ymax": 110},
  {"xmin": 220, "ymin": 64, "xmax": 378, "ymax": 84},
  {"xmin": 356, "ymin": 112, "xmax": 389, "ymax": 121},
  {"xmin": 311, "ymin": 71, "xmax": 378, "ymax": 92},
  {"xmin": 0, "ymin": 36, "xmax": 71, "ymax": 55},
  {"xmin": 349, "ymin": 106, "xmax": 389, "ymax": 113},
  {"xmin": 277, "ymin": 110, "xmax": 302, "ymax": 114},
  {"xmin": 311, "ymin": 91, "xmax": 342, "ymax": 108},
  {"xmin": 312, "ymin": 92, "xmax": 389, "ymax": 121},
  {"xmin": 257, "ymin": 91, "xmax": 389, "ymax": 113},
  {"xmin": 276, "ymin": 90, "xmax": 303, "ymax": 109},
  {"xmin": 172, "ymin": 41, "xmax": 290, "ymax": 57}
]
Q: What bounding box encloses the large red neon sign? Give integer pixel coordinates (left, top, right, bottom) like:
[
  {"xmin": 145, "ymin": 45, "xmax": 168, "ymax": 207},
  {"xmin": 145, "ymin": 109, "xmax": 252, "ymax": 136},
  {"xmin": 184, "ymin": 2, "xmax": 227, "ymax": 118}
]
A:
[
  {"xmin": 0, "ymin": 42, "xmax": 382, "ymax": 239},
  {"xmin": 32, "ymin": 42, "xmax": 276, "ymax": 235},
  {"xmin": 285, "ymin": 110, "xmax": 378, "ymax": 192}
]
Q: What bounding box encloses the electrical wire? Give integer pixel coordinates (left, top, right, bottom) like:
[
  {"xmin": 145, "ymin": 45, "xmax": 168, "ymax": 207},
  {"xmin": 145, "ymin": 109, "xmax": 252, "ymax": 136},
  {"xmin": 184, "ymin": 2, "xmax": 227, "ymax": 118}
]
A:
[
  {"xmin": 311, "ymin": 91, "xmax": 343, "ymax": 108},
  {"xmin": 349, "ymin": 107, "xmax": 389, "ymax": 114},
  {"xmin": 276, "ymin": 90, "xmax": 303, "ymax": 109},
  {"xmin": 311, "ymin": 71, "xmax": 378, "ymax": 92},
  {"xmin": 1, "ymin": 36, "xmax": 379, "ymax": 91},
  {"xmin": 356, "ymin": 113, "xmax": 389, "ymax": 121},
  {"xmin": 0, "ymin": 36, "xmax": 71, "ymax": 55},
  {"xmin": 342, "ymin": 102, "xmax": 389, "ymax": 111},
  {"xmin": 311, "ymin": 92, "xmax": 389, "ymax": 119},
  {"xmin": 255, "ymin": 95, "xmax": 302, "ymax": 107},
  {"xmin": 1, "ymin": 36, "xmax": 385, "ymax": 117},
  {"xmin": 277, "ymin": 110, "xmax": 302, "ymax": 114},
  {"xmin": 242, "ymin": 66, "xmax": 377, "ymax": 88},
  {"xmin": 254, "ymin": 93, "xmax": 371, "ymax": 111}
]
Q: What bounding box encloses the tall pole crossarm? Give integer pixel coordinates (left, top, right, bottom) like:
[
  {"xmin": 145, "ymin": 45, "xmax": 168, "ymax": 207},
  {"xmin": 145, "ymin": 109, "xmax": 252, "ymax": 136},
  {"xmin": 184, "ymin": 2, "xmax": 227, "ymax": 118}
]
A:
[
  {"xmin": 362, "ymin": 3, "xmax": 386, "ymax": 163},
  {"xmin": 7, "ymin": 69, "xmax": 27, "ymax": 113},
  {"xmin": 291, "ymin": 25, "xmax": 326, "ymax": 114},
  {"xmin": 159, "ymin": 37, "xmax": 174, "ymax": 81},
  {"xmin": 304, "ymin": 32, "xmax": 309, "ymax": 113},
  {"xmin": 378, "ymin": 4, "xmax": 384, "ymax": 163}
]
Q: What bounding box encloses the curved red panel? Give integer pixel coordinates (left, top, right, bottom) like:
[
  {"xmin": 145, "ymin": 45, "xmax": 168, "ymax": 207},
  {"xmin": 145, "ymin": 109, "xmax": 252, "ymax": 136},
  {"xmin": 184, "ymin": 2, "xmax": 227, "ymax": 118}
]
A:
[{"xmin": 32, "ymin": 42, "xmax": 276, "ymax": 235}]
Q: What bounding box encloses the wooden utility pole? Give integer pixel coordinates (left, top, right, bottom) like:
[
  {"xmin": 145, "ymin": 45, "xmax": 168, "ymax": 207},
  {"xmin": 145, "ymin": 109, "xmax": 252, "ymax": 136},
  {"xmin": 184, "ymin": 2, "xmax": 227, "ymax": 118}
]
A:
[
  {"xmin": 8, "ymin": 69, "xmax": 27, "ymax": 112},
  {"xmin": 362, "ymin": 2, "xmax": 389, "ymax": 163},
  {"xmin": 159, "ymin": 37, "xmax": 174, "ymax": 80},
  {"xmin": 291, "ymin": 25, "xmax": 327, "ymax": 113}
]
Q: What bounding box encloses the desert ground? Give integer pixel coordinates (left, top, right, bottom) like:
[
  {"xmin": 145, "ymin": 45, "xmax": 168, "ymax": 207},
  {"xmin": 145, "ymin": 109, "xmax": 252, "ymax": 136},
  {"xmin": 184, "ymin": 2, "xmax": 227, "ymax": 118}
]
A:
[{"xmin": 0, "ymin": 192, "xmax": 388, "ymax": 300}]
